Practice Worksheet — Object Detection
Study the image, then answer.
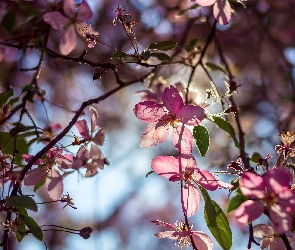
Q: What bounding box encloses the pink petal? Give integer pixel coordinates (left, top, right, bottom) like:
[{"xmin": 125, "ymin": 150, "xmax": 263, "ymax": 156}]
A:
[
  {"xmin": 193, "ymin": 169, "xmax": 218, "ymax": 191},
  {"xmin": 76, "ymin": 146, "xmax": 90, "ymax": 161},
  {"xmin": 270, "ymin": 238, "xmax": 286, "ymax": 250},
  {"xmin": 253, "ymin": 224, "xmax": 274, "ymax": 238},
  {"xmin": 179, "ymin": 154, "xmax": 197, "ymax": 170},
  {"xmin": 182, "ymin": 184, "xmax": 200, "ymax": 217},
  {"xmin": 217, "ymin": 180, "xmax": 233, "ymax": 189},
  {"xmin": 58, "ymin": 154, "xmax": 73, "ymax": 169},
  {"xmin": 140, "ymin": 122, "xmax": 169, "ymax": 148},
  {"xmin": 22, "ymin": 154, "xmax": 43, "ymax": 165},
  {"xmin": 176, "ymin": 104, "xmax": 205, "ymax": 126},
  {"xmin": 213, "ymin": 0, "xmax": 231, "ymax": 25},
  {"xmin": 75, "ymin": 119, "xmax": 90, "ymax": 139},
  {"xmin": 24, "ymin": 167, "xmax": 47, "ymax": 185},
  {"xmin": 90, "ymin": 107, "xmax": 99, "ymax": 134},
  {"xmin": 154, "ymin": 231, "xmax": 177, "ymax": 240},
  {"xmin": 63, "ymin": 0, "xmax": 76, "ymax": 17},
  {"xmin": 151, "ymin": 220, "xmax": 177, "ymax": 230},
  {"xmin": 134, "ymin": 101, "xmax": 166, "ymax": 123},
  {"xmin": 264, "ymin": 168, "xmax": 291, "ymax": 193},
  {"xmin": 90, "ymin": 144, "xmax": 103, "ymax": 160},
  {"xmin": 46, "ymin": 168, "xmax": 63, "ymax": 200},
  {"xmin": 43, "ymin": 12, "xmax": 69, "ymax": 30},
  {"xmin": 172, "ymin": 126, "xmax": 193, "ymax": 154},
  {"xmin": 151, "ymin": 156, "xmax": 179, "ymax": 179},
  {"xmin": 240, "ymin": 172, "xmax": 266, "ymax": 199},
  {"xmin": 162, "ymin": 85, "xmax": 184, "ymax": 114},
  {"xmin": 235, "ymin": 200, "xmax": 264, "ymax": 223},
  {"xmin": 92, "ymin": 128, "xmax": 105, "ymax": 146},
  {"xmin": 269, "ymin": 204, "xmax": 292, "ymax": 234},
  {"xmin": 195, "ymin": 0, "xmax": 216, "ymax": 6},
  {"xmin": 77, "ymin": 0, "xmax": 93, "ymax": 21},
  {"xmin": 59, "ymin": 26, "xmax": 77, "ymax": 55},
  {"xmin": 190, "ymin": 231, "xmax": 214, "ymax": 250}
]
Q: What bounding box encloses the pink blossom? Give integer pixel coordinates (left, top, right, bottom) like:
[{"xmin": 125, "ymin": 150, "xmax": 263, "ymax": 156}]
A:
[
  {"xmin": 152, "ymin": 154, "xmax": 218, "ymax": 216},
  {"xmin": 253, "ymin": 224, "xmax": 295, "ymax": 250},
  {"xmin": 72, "ymin": 144, "xmax": 105, "ymax": 177},
  {"xmin": 151, "ymin": 220, "xmax": 213, "ymax": 250},
  {"xmin": 75, "ymin": 107, "xmax": 105, "ymax": 146},
  {"xmin": 23, "ymin": 148, "xmax": 65, "ymax": 200},
  {"xmin": 43, "ymin": 0, "xmax": 98, "ymax": 55},
  {"xmin": 134, "ymin": 85, "xmax": 205, "ymax": 154},
  {"xmin": 192, "ymin": 0, "xmax": 232, "ymax": 25},
  {"xmin": 235, "ymin": 168, "xmax": 295, "ymax": 234}
]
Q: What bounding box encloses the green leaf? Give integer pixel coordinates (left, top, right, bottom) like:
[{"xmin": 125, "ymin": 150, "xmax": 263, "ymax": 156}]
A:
[
  {"xmin": 2, "ymin": 11, "xmax": 17, "ymax": 34},
  {"xmin": 141, "ymin": 51, "xmax": 151, "ymax": 60},
  {"xmin": 0, "ymin": 131, "xmax": 29, "ymax": 165},
  {"xmin": 200, "ymin": 187, "xmax": 232, "ymax": 250},
  {"xmin": 16, "ymin": 222, "xmax": 27, "ymax": 242},
  {"xmin": 226, "ymin": 193, "xmax": 248, "ymax": 213},
  {"xmin": 6, "ymin": 195, "xmax": 38, "ymax": 212},
  {"xmin": 212, "ymin": 117, "xmax": 240, "ymax": 149},
  {"xmin": 148, "ymin": 41, "xmax": 178, "ymax": 51},
  {"xmin": 178, "ymin": 4, "xmax": 199, "ymax": 16},
  {"xmin": 111, "ymin": 51, "xmax": 128, "ymax": 59},
  {"xmin": 184, "ymin": 39, "xmax": 199, "ymax": 52},
  {"xmin": 206, "ymin": 62, "xmax": 225, "ymax": 73},
  {"xmin": 19, "ymin": 214, "xmax": 43, "ymax": 241},
  {"xmin": 145, "ymin": 170, "xmax": 154, "ymax": 178},
  {"xmin": 250, "ymin": 152, "xmax": 261, "ymax": 163},
  {"xmin": 193, "ymin": 125, "xmax": 210, "ymax": 157},
  {"xmin": 9, "ymin": 124, "xmax": 36, "ymax": 138},
  {"xmin": 150, "ymin": 53, "xmax": 171, "ymax": 62},
  {"xmin": 0, "ymin": 86, "xmax": 14, "ymax": 109}
]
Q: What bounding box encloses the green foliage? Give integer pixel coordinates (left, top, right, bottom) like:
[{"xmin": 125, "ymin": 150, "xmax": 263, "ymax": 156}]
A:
[
  {"xmin": 34, "ymin": 177, "xmax": 46, "ymax": 192},
  {"xmin": 6, "ymin": 195, "xmax": 38, "ymax": 212},
  {"xmin": 212, "ymin": 116, "xmax": 240, "ymax": 149},
  {"xmin": 111, "ymin": 51, "xmax": 128, "ymax": 59},
  {"xmin": 193, "ymin": 125, "xmax": 210, "ymax": 157},
  {"xmin": 147, "ymin": 41, "xmax": 178, "ymax": 51},
  {"xmin": 18, "ymin": 214, "xmax": 44, "ymax": 241},
  {"xmin": 9, "ymin": 124, "xmax": 37, "ymax": 138},
  {"xmin": 0, "ymin": 131, "xmax": 29, "ymax": 165},
  {"xmin": 0, "ymin": 86, "xmax": 14, "ymax": 109},
  {"xmin": 150, "ymin": 53, "xmax": 171, "ymax": 62},
  {"xmin": 226, "ymin": 192, "xmax": 248, "ymax": 213},
  {"xmin": 200, "ymin": 187, "xmax": 232, "ymax": 250},
  {"xmin": 184, "ymin": 39, "xmax": 199, "ymax": 52},
  {"xmin": 250, "ymin": 152, "xmax": 261, "ymax": 163},
  {"xmin": 1, "ymin": 11, "xmax": 17, "ymax": 34},
  {"xmin": 141, "ymin": 51, "xmax": 151, "ymax": 60},
  {"xmin": 178, "ymin": 4, "xmax": 199, "ymax": 16},
  {"xmin": 206, "ymin": 62, "xmax": 226, "ymax": 73}
]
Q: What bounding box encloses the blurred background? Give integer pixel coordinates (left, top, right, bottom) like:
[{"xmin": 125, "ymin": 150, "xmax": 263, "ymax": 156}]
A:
[{"xmin": 1, "ymin": 0, "xmax": 295, "ymax": 249}]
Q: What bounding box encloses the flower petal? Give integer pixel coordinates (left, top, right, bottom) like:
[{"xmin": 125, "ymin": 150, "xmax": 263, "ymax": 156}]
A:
[
  {"xmin": 182, "ymin": 184, "xmax": 200, "ymax": 217},
  {"xmin": 90, "ymin": 106, "xmax": 99, "ymax": 134},
  {"xmin": 63, "ymin": 0, "xmax": 76, "ymax": 17},
  {"xmin": 151, "ymin": 220, "xmax": 177, "ymax": 230},
  {"xmin": 253, "ymin": 224, "xmax": 274, "ymax": 238},
  {"xmin": 162, "ymin": 85, "xmax": 184, "ymax": 114},
  {"xmin": 269, "ymin": 204, "xmax": 292, "ymax": 234},
  {"xmin": 134, "ymin": 101, "xmax": 166, "ymax": 123},
  {"xmin": 193, "ymin": 169, "xmax": 218, "ymax": 191},
  {"xmin": 59, "ymin": 26, "xmax": 77, "ymax": 55},
  {"xmin": 43, "ymin": 12, "xmax": 69, "ymax": 30},
  {"xmin": 176, "ymin": 104, "xmax": 205, "ymax": 126},
  {"xmin": 24, "ymin": 168, "xmax": 47, "ymax": 185},
  {"xmin": 75, "ymin": 119, "xmax": 90, "ymax": 139},
  {"xmin": 235, "ymin": 200, "xmax": 264, "ymax": 223},
  {"xmin": 22, "ymin": 154, "xmax": 43, "ymax": 165},
  {"xmin": 195, "ymin": 0, "xmax": 216, "ymax": 6},
  {"xmin": 46, "ymin": 168, "xmax": 63, "ymax": 200},
  {"xmin": 240, "ymin": 172, "xmax": 266, "ymax": 199},
  {"xmin": 151, "ymin": 156, "xmax": 179, "ymax": 179},
  {"xmin": 213, "ymin": 0, "xmax": 231, "ymax": 25},
  {"xmin": 172, "ymin": 125, "xmax": 193, "ymax": 154},
  {"xmin": 154, "ymin": 231, "xmax": 178, "ymax": 240},
  {"xmin": 190, "ymin": 231, "xmax": 214, "ymax": 250},
  {"xmin": 140, "ymin": 122, "xmax": 169, "ymax": 148},
  {"xmin": 77, "ymin": 0, "xmax": 93, "ymax": 21},
  {"xmin": 264, "ymin": 168, "xmax": 292, "ymax": 193},
  {"xmin": 92, "ymin": 128, "xmax": 105, "ymax": 146}
]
